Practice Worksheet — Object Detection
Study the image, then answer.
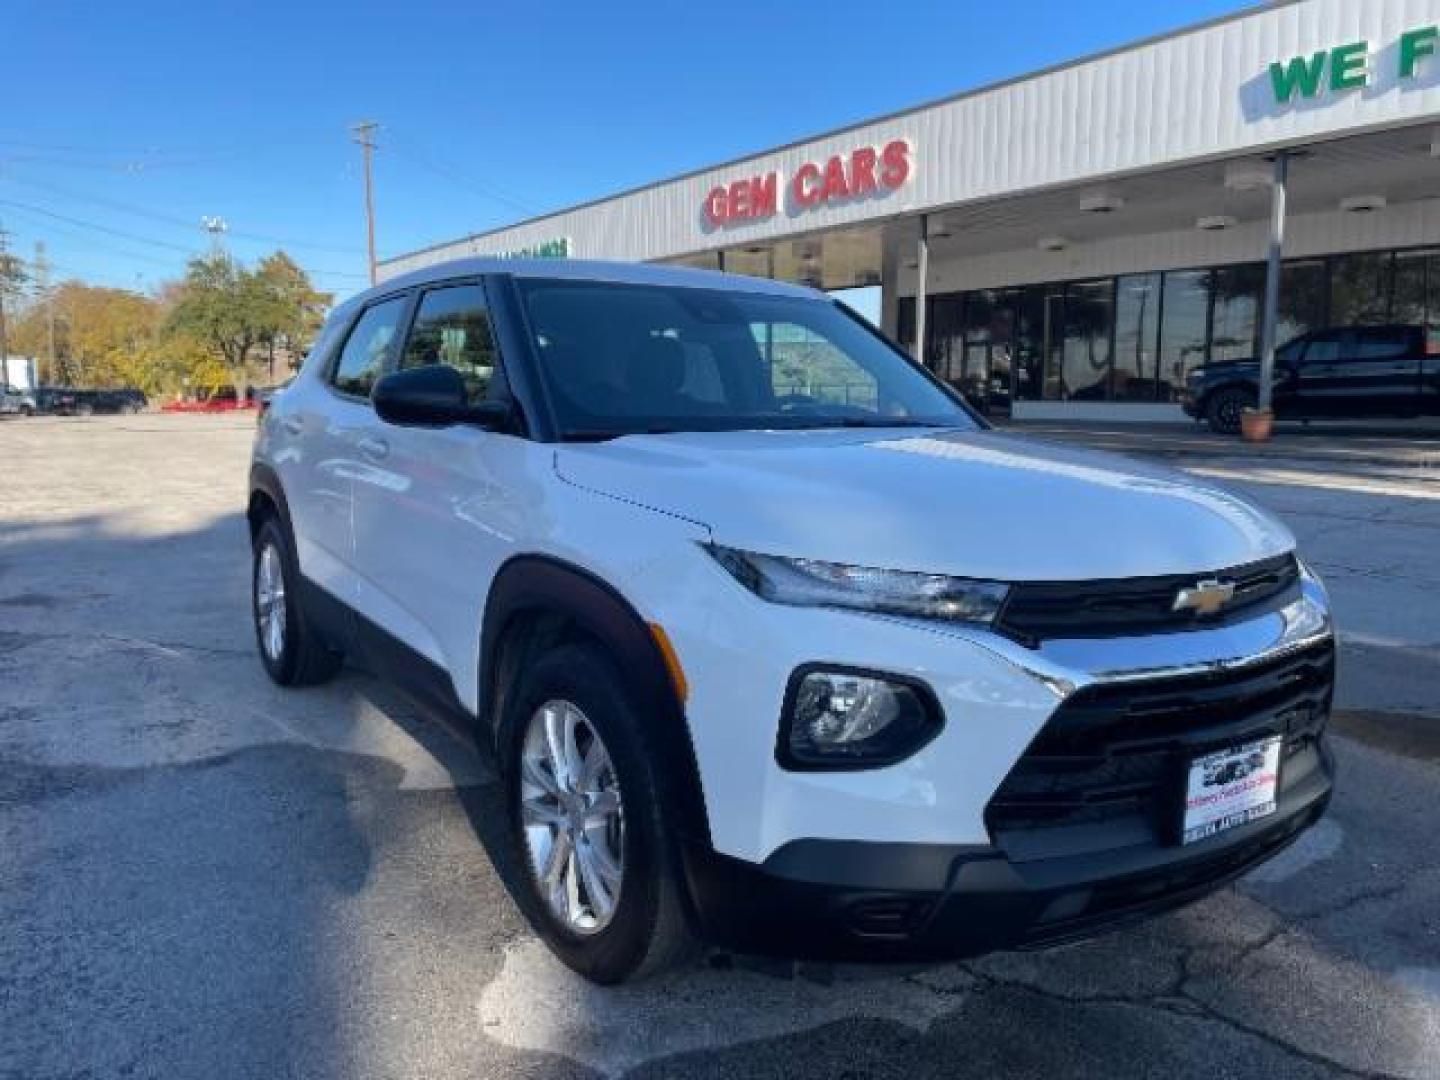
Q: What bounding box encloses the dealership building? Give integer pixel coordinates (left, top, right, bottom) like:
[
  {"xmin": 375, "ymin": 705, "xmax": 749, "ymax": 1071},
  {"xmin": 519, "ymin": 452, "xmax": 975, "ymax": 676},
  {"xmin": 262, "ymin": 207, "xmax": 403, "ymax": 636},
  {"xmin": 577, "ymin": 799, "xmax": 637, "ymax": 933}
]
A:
[{"xmin": 382, "ymin": 0, "xmax": 1440, "ymax": 421}]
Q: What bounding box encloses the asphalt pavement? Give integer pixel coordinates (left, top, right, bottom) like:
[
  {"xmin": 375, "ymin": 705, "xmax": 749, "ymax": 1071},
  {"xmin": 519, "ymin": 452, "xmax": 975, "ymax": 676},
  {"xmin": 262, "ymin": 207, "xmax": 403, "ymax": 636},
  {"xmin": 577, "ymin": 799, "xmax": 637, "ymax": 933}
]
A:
[{"xmin": 1, "ymin": 413, "xmax": 1436, "ymax": 1079}]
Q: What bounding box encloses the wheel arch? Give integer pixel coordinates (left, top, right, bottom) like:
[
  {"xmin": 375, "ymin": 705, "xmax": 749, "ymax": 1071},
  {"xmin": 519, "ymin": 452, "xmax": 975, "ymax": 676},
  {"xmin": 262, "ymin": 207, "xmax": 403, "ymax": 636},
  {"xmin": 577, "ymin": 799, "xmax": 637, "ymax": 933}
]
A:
[
  {"xmin": 480, "ymin": 554, "xmax": 712, "ymax": 847},
  {"xmin": 247, "ymin": 462, "xmax": 293, "ymax": 543}
]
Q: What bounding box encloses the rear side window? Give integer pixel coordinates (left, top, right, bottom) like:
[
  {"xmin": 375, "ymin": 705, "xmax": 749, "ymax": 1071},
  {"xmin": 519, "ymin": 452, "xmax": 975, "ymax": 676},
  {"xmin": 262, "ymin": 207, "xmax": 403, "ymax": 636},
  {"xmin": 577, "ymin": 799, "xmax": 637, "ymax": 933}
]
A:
[
  {"xmin": 331, "ymin": 296, "xmax": 408, "ymax": 399},
  {"xmin": 1352, "ymin": 328, "xmax": 1413, "ymax": 361},
  {"xmin": 400, "ymin": 284, "xmax": 497, "ymax": 404}
]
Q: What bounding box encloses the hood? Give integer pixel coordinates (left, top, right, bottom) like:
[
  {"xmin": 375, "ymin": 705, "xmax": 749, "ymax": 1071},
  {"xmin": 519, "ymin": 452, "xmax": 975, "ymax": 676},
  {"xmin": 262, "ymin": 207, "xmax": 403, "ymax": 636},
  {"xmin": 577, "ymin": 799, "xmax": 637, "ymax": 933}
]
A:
[{"xmin": 554, "ymin": 428, "xmax": 1294, "ymax": 581}]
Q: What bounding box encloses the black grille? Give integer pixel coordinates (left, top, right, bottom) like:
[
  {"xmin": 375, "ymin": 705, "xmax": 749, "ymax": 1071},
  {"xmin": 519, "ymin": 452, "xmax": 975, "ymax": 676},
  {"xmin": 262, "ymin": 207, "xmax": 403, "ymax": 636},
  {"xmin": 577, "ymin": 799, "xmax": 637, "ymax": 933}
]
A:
[
  {"xmin": 996, "ymin": 553, "xmax": 1301, "ymax": 644},
  {"xmin": 985, "ymin": 639, "xmax": 1334, "ymax": 849}
]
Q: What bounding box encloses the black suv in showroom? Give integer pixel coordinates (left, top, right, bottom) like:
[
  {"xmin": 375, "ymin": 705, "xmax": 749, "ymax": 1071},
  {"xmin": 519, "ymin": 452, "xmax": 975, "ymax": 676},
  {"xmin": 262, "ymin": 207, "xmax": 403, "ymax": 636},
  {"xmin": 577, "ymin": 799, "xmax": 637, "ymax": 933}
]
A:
[{"xmin": 1182, "ymin": 324, "xmax": 1439, "ymax": 433}]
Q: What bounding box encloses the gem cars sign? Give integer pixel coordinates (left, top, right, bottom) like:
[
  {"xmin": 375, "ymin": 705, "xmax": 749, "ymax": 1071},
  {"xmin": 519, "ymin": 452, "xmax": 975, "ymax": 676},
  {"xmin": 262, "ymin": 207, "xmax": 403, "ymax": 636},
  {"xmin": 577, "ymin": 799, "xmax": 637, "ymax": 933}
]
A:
[{"xmin": 702, "ymin": 140, "xmax": 912, "ymax": 228}]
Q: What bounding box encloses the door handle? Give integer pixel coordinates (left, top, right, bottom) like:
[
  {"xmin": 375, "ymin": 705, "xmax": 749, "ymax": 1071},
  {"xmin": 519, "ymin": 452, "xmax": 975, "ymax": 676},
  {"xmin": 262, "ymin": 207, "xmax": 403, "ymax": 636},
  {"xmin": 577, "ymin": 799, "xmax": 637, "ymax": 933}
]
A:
[{"xmin": 358, "ymin": 436, "xmax": 389, "ymax": 461}]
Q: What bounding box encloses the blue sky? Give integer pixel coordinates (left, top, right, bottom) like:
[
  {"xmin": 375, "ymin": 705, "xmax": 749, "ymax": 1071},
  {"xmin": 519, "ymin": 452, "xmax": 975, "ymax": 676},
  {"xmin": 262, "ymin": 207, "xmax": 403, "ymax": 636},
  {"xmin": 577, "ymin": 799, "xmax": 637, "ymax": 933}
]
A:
[{"xmin": 3, "ymin": 0, "xmax": 1248, "ymax": 301}]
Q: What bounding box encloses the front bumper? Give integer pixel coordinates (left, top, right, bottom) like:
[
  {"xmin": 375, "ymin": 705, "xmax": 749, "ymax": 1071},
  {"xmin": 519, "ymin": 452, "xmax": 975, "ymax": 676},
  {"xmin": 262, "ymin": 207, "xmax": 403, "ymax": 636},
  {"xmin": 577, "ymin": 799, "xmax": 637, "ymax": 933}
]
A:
[{"xmin": 681, "ymin": 739, "xmax": 1332, "ymax": 961}]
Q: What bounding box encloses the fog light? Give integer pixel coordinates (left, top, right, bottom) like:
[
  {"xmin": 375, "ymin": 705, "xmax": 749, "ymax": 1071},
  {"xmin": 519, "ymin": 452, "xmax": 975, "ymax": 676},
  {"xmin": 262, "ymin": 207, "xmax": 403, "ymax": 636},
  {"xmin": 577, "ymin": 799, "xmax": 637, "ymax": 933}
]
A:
[{"xmin": 780, "ymin": 668, "xmax": 942, "ymax": 770}]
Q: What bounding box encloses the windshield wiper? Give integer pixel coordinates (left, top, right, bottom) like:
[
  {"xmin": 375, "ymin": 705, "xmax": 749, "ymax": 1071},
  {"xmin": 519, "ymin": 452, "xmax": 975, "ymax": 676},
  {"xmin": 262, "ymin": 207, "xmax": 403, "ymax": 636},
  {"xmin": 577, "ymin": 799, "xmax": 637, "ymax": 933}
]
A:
[
  {"xmin": 783, "ymin": 418, "xmax": 954, "ymax": 430},
  {"xmin": 561, "ymin": 426, "xmax": 684, "ymax": 442}
]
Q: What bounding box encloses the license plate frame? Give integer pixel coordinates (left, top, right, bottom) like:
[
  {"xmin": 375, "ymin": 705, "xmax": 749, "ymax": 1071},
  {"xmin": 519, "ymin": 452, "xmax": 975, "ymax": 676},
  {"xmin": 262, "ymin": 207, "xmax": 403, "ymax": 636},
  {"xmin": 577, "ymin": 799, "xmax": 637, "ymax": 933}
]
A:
[{"xmin": 1180, "ymin": 735, "xmax": 1283, "ymax": 846}]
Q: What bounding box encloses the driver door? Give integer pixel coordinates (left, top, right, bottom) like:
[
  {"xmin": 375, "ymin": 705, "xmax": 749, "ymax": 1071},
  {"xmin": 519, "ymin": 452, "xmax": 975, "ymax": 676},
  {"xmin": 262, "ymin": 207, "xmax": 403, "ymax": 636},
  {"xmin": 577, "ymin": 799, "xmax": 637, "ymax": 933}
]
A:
[{"xmin": 349, "ymin": 279, "xmax": 532, "ymax": 703}]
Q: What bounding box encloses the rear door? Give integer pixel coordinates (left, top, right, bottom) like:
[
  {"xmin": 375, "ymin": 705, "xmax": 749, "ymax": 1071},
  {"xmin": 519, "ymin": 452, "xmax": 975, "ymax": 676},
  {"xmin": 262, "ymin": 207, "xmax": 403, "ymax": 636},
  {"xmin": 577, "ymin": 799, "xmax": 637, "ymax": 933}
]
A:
[
  {"xmin": 1347, "ymin": 326, "xmax": 1423, "ymax": 416},
  {"xmin": 283, "ymin": 294, "xmax": 410, "ymax": 605},
  {"xmin": 1302, "ymin": 327, "xmax": 1419, "ymax": 416}
]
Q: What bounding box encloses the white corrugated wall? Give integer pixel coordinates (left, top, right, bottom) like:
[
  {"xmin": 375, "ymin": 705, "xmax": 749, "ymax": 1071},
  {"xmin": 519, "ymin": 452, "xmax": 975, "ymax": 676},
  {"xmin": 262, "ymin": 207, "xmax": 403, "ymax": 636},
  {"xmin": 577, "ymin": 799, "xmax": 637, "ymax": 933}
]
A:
[{"xmin": 381, "ymin": 0, "xmax": 1440, "ymax": 278}]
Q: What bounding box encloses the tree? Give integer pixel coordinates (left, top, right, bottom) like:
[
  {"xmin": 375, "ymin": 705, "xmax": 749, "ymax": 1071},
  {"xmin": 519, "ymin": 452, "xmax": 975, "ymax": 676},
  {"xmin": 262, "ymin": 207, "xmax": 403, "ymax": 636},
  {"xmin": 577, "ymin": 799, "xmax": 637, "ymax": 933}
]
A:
[
  {"xmin": 0, "ymin": 251, "xmax": 28, "ymax": 379},
  {"xmin": 164, "ymin": 252, "xmax": 330, "ymax": 397},
  {"xmin": 252, "ymin": 252, "xmax": 331, "ymax": 377},
  {"xmin": 163, "ymin": 255, "xmax": 264, "ymax": 398},
  {"xmin": 10, "ymin": 281, "xmax": 163, "ymax": 388}
]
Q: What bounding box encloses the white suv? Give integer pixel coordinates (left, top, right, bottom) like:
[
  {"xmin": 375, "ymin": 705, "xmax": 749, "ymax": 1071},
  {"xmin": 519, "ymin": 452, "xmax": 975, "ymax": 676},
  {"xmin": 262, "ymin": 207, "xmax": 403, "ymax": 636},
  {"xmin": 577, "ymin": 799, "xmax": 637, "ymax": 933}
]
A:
[{"xmin": 249, "ymin": 259, "xmax": 1336, "ymax": 983}]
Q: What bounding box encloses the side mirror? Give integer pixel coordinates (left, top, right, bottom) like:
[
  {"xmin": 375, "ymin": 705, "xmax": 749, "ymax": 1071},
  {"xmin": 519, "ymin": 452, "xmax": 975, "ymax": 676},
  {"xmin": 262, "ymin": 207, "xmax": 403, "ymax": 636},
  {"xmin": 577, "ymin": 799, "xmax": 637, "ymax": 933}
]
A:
[{"xmin": 372, "ymin": 365, "xmax": 510, "ymax": 430}]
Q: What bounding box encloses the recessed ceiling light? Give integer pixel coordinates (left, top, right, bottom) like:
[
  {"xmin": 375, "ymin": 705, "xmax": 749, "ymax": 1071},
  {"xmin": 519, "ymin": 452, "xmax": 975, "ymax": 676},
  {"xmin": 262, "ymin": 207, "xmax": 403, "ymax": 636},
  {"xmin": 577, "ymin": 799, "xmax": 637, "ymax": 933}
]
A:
[
  {"xmin": 1196, "ymin": 214, "xmax": 1239, "ymax": 231},
  {"xmin": 1224, "ymin": 161, "xmax": 1272, "ymax": 192},
  {"xmin": 1037, "ymin": 236, "xmax": 1069, "ymax": 252},
  {"xmin": 1079, "ymin": 190, "xmax": 1125, "ymax": 214},
  {"xmin": 1340, "ymin": 194, "xmax": 1387, "ymax": 213}
]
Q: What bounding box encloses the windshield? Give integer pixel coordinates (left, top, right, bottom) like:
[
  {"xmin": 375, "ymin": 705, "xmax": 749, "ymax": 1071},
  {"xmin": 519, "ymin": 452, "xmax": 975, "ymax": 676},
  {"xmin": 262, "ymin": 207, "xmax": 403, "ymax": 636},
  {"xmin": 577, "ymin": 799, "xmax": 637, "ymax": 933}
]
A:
[{"xmin": 515, "ymin": 279, "xmax": 977, "ymax": 440}]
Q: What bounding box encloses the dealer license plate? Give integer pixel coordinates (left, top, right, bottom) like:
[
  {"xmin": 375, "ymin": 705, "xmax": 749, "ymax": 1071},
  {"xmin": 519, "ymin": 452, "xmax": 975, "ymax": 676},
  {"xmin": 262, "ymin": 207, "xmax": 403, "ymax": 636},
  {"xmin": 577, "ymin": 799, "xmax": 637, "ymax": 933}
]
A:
[{"xmin": 1181, "ymin": 736, "xmax": 1283, "ymax": 845}]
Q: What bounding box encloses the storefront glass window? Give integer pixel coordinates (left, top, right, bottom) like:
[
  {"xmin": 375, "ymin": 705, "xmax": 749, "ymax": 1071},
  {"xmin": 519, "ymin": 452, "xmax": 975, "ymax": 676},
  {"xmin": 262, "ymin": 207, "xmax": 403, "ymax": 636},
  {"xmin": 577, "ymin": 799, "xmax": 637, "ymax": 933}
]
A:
[
  {"xmin": 1210, "ymin": 263, "xmax": 1264, "ymax": 363},
  {"xmin": 928, "ymin": 295, "xmax": 965, "ymax": 388},
  {"xmin": 1330, "ymin": 252, "xmax": 1392, "ymax": 326},
  {"xmin": 1113, "ymin": 273, "xmax": 1161, "ymax": 401},
  {"xmin": 963, "ymin": 290, "xmax": 1010, "ymax": 414},
  {"xmin": 1392, "ymin": 251, "xmax": 1427, "ymax": 325},
  {"xmin": 1010, "ymin": 286, "xmax": 1047, "ymax": 403},
  {"xmin": 1157, "ymin": 270, "xmax": 1210, "ymax": 400},
  {"xmin": 895, "ymin": 298, "xmax": 915, "ymax": 352},
  {"xmin": 1392, "ymin": 250, "xmax": 1440, "ymax": 352},
  {"xmin": 1277, "ymin": 259, "xmax": 1327, "ymax": 346},
  {"xmin": 1052, "ymin": 279, "xmax": 1114, "ymax": 401}
]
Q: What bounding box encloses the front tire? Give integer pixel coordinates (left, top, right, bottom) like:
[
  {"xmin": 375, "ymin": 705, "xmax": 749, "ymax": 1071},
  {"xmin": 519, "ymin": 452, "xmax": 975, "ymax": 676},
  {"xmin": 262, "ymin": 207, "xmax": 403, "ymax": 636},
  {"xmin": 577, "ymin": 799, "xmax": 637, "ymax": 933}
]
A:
[
  {"xmin": 251, "ymin": 516, "xmax": 342, "ymax": 686},
  {"xmin": 1206, "ymin": 386, "xmax": 1255, "ymax": 435},
  {"xmin": 502, "ymin": 642, "xmax": 694, "ymax": 983}
]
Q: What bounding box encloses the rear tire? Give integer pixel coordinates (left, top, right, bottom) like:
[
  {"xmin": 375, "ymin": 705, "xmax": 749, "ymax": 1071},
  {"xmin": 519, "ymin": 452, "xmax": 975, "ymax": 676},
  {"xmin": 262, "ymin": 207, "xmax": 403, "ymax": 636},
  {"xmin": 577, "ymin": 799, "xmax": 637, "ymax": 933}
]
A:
[
  {"xmin": 501, "ymin": 642, "xmax": 695, "ymax": 984},
  {"xmin": 251, "ymin": 516, "xmax": 342, "ymax": 686},
  {"xmin": 1205, "ymin": 386, "xmax": 1254, "ymax": 435}
]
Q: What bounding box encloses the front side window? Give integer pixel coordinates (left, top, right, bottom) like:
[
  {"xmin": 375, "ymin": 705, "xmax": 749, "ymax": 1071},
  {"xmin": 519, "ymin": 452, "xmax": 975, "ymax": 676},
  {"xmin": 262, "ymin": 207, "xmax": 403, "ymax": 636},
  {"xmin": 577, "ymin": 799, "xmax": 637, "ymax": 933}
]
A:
[
  {"xmin": 1303, "ymin": 333, "xmax": 1346, "ymax": 366},
  {"xmin": 401, "ymin": 284, "xmax": 497, "ymax": 403},
  {"xmin": 331, "ymin": 296, "xmax": 407, "ymax": 399},
  {"xmin": 516, "ymin": 280, "xmax": 973, "ymax": 439}
]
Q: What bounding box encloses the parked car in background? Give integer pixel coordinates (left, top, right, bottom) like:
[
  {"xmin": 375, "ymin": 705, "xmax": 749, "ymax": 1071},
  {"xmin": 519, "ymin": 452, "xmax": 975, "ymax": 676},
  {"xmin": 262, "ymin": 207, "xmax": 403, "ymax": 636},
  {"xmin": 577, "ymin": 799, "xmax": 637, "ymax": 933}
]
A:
[
  {"xmin": 30, "ymin": 387, "xmax": 147, "ymax": 416},
  {"xmin": 0, "ymin": 386, "xmax": 35, "ymax": 416},
  {"xmin": 1183, "ymin": 324, "xmax": 1439, "ymax": 433},
  {"xmin": 33, "ymin": 387, "xmax": 80, "ymax": 416}
]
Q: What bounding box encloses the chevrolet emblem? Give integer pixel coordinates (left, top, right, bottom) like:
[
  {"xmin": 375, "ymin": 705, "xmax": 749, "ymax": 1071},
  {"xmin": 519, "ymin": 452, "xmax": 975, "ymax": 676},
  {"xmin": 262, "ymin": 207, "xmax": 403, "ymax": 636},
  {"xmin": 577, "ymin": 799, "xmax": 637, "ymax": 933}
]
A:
[{"xmin": 1173, "ymin": 578, "xmax": 1235, "ymax": 617}]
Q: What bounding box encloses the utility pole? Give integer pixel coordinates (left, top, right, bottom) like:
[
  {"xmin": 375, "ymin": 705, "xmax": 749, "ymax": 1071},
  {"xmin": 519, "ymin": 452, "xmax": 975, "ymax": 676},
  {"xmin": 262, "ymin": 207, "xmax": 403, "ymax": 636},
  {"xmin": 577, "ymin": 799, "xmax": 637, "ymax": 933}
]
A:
[
  {"xmin": 352, "ymin": 121, "xmax": 379, "ymax": 285},
  {"xmin": 0, "ymin": 224, "xmax": 11, "ymax": 388},
  {"xmin": 34, "ymin": 241, "xmax": 55, "ymax": 384}
]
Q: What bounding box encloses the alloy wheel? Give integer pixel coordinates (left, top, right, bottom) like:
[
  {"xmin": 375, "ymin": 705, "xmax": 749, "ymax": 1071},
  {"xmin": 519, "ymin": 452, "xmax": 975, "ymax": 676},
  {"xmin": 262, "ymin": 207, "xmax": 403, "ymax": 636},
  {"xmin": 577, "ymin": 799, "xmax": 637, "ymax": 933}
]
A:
[
  {"xmin": 519, "ymin": 699, "xmax": 625, "ymax": 935},
  {"xmin": 255, "ymin": 543, "xmax": 287, "ymax": 662}
]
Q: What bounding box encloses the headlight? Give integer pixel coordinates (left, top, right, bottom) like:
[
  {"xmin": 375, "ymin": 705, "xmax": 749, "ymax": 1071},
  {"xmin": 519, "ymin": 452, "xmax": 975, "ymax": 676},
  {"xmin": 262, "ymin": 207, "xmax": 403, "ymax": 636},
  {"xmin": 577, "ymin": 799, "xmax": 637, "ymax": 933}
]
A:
[
  {"xmin": 705, "ymin": 544, "xmax": 1010, "ymax": 626},
  {"xmin": 781, "ymin": 667, "xmax": 943, "ymax": 770}
]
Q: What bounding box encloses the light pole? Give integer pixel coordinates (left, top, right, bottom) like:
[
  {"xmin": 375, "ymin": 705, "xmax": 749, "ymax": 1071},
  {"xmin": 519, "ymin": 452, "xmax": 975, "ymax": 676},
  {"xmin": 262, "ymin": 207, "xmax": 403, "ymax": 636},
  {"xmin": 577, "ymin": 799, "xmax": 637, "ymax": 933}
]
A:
[{"xmin": 201, "ymin": 215, "xmax": 229, "ymax": 256}]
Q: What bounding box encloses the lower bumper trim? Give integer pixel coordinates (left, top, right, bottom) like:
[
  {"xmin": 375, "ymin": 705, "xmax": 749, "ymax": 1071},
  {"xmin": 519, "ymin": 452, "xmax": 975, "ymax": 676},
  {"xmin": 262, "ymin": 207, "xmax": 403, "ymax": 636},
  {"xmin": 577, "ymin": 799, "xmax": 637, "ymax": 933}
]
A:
[{"xmin": 680, "ymin": 784, "xmax": 1329, "ymax": 963}]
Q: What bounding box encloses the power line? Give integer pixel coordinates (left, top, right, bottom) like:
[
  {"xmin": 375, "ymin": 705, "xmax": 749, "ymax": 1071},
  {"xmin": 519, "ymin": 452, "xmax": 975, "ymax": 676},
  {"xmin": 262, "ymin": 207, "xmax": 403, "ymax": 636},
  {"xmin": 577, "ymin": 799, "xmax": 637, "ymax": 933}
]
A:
[
  {"xmin": 384, "ymin": 131, "xmax": 538, "ymax": 217},
  {"xmin": 0, "ymin": 198, "xmax": 198, "ymax": 253},
  {"xmin": 0, "ymin": 202, "xmax": 199, "ymax": 267},
  {"xmin": 0, "ymin": 174, "xmax": 370, "ymax": 256},
  {"xmin": 0, "ymin": 198, "xmax": 370, "ymax": 282}
]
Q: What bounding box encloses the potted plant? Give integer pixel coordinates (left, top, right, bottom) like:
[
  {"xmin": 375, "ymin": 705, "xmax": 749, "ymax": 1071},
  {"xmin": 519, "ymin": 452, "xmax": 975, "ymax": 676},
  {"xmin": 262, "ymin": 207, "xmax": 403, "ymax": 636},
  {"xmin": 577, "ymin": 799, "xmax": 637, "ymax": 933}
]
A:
[{"xmin": 1240, "ymin": 407, "xmax": 1273, "ymax": 442}]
